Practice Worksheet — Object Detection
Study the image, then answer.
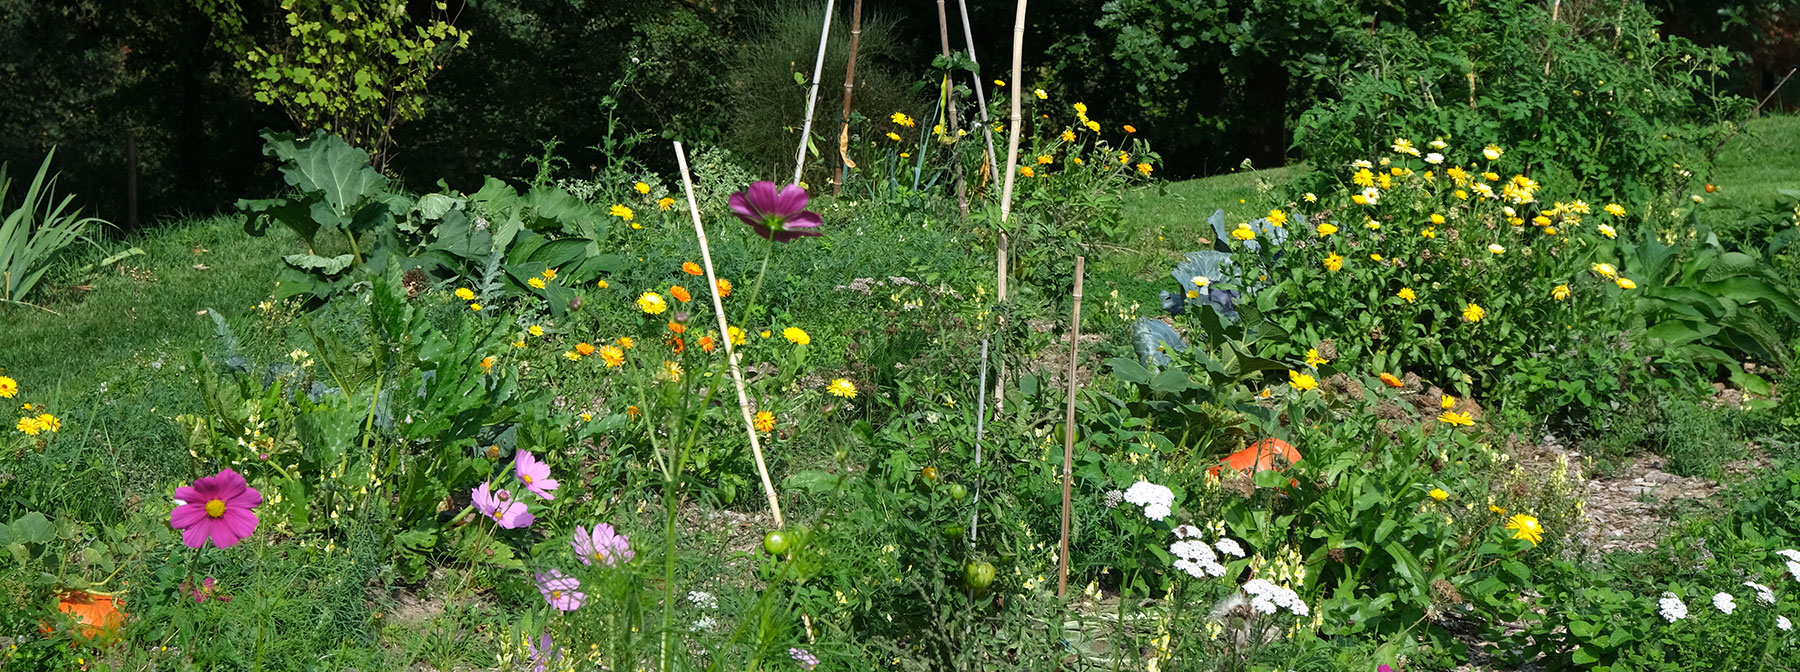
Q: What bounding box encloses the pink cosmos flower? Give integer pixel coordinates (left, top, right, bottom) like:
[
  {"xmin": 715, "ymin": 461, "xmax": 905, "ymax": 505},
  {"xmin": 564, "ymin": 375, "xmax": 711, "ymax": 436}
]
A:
[
  {"xmin": 535, "ymin": 569, "xmax": 586, "ymax": 611},
  {"xmin": 571, "ymin": 523, "xmax": 634, "ymax": 567},
  {"xmin": 515, "ymin": 449, "xmax": 558, "ymax": 500},
  {"xmin": 526, "ymin": 632, "xmax": 558, "ymax": 672},
  {"xmin": 181, "ymin": 576, "xmax": 232, "ymax": 603},
  {"xmin": 472, "ymin": 482, "xmax": 534, "ymax": 529},
  {"xmin": 170, "ymin": 468, "xmax": 262, "ymax": 549},
  {"xmin": 728, "ymin": 181, "xmax": 823, "ymax": 243}
]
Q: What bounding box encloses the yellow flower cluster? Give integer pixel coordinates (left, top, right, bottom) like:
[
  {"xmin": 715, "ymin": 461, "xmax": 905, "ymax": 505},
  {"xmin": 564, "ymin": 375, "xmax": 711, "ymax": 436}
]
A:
[{"xmin": 10, "ymin": 380, "xmax": 59, "ymax": 436}]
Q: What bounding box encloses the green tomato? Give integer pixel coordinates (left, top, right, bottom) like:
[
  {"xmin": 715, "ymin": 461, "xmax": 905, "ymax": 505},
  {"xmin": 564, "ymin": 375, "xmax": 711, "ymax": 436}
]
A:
[
  {"xmin": 964, "ymin": 561, "xmax": 996, "ymax": 590},
  {"xmin": 948, "ymin": 483, "xmax": 969, "ymax": 501},
  {"xmin": 1057, "ymin": 423, "xmax": 1079, "ymax": 446},
  {"xmin": 941, "ymin": 524, "xmax": 964, "ymax": 540},
  {"xmin": 762, "ymin": 530, "xmax": 790, "ymax": 556}
]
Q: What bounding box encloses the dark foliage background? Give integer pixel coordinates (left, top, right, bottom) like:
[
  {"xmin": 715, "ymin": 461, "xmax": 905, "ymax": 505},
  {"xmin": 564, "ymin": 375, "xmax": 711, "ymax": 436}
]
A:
[{"xmin": 1, "ymin": 0, "xmax": 1793, "ymax": 229}]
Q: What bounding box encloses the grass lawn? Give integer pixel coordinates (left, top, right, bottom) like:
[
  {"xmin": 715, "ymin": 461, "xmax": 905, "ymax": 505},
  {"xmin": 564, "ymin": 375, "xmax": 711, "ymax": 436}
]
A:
[
  {"xmin": 1709, "ymin": 113, "xmax": 1800, "ymax": 220},
  {"xmin": 1, "ymin": 217, "xmax": 296, "ymax": 395}
]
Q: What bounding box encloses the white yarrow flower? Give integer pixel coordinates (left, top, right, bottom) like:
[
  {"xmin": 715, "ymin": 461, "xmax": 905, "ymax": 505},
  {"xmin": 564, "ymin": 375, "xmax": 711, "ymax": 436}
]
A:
[
  {"xmin": 1214, "ymin": 538, "xmax": 1245, "ymax": 558},
  {"xmin": 1745, "ymin": 581, "xmax": 1776, "ymax": 605},
  {"xmin": 1172, "ymin": 524, "xmax": 1203, "ymax": 539},
  {"xmin": 1712, "ymin": 592, "xmax": 1736, "ymax": 615},
  {"xmin": 1780, "ymin": 616, "xmax": 1793, "ymax": 631},
  {"xmin": 1122, "ymin": 481, "xmax": 1175, "ymax": 521},
  {"xmin": 1658, "ymin": 593, "xmax": 1688, "ymax": 623},
  {"xmin": 1242, "ymin": 579, "xmax": 1308, "ymax": 616}
]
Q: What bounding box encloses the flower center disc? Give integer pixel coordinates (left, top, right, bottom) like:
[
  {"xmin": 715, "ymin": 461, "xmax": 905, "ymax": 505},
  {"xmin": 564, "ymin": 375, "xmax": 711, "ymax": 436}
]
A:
[
  {"xmin": 522, "ymin": 475, "xmax": 533, "ymax": 484},
  {"xmin": 205, "ymin": 499, "xmax": 227, "ymax": 518}
]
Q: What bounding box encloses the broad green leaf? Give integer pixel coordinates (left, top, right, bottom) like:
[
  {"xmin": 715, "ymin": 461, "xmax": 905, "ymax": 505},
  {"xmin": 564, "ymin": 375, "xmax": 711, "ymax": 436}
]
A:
[
  {"xmin": 11, "ymin": 512, "xmax": 52, "ymax": 544},
  {"xmin": 283, "ymin": 253, "xmax": 355, "ymax": 276},
  {"xmin": 264, "ymin": 131, "xmax": 388, "ymax": 221},
  {"xmin": 1108, "ymin": 357, "xmax": 1153, "ymax": 385}
]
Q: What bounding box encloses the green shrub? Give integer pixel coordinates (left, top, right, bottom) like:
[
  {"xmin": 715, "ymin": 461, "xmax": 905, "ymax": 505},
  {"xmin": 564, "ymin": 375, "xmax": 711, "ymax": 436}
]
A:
[{"xmin": 1296, "ymin": 0, "xmax": 1746, "ymax": 202}]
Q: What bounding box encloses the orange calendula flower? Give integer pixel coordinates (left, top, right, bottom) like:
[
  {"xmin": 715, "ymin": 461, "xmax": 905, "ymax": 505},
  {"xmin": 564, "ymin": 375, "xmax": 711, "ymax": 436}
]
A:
[
  {"xmin": 1123, "ymin": 124, "xmax": 1136, "ymax": 133},
  {"xmin": 698, "ymin": 336, "xmax": 716, "ymax": 353},
  {"xmin": 1379, "ymin": 372, "xmax": 1403, "ymax": 388},
  {"xmin": 481, "ymin": 356, "xmax": 495, "ymax": 373},
  {"xmin": 682, "ymin": 262, "xmax": 703, "ymax": 276},
  {"xmin": 754, "ymin": 411, "xmax": 775, "ymax": 433},
  {"xmin": 667, "ymin": 336, "xmax": 685, "ymax": 353},
  {"xmin": 715, "ymin": 278, "xmax": 732, "ymax": 297},
  {"xmin": 598, "ymin": 345, "xmax": 625, "ymax": 367},
  {"xmin": 617, "ymin": 337, "xmax": 635, "ymax": 349},
  {"xmin": 670, "ymin": 285, "xmax": 692, "ymax": 303},
  {"xmin": 626, "ymin": 405, "xmax": 641, "ymax": 417},
  {"xmin": 667, "ymin": 321, "xmax": 687, "ymax": 334},
  {"xmin": 576, "ymin": 342, "xmax": 596, "ymax": 356}
]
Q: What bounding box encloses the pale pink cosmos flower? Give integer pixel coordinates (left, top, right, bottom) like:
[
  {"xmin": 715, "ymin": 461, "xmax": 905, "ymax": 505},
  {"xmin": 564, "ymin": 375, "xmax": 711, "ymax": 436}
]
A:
[
  {"xmin": 536, "ymin": 569, "xmax": 586, "ymax": 611},
  {"xmin": 170, "ymin": 468, "xmax": 262, "ymax": 549},
  {"xmin": 572, "ymin": 523, "xmax": 634, "ymax": 567},
  {"xmin": 515, "ymin": 449, "xmax": 559, "ymax": 500},
  {"xmin": 472, "ymin": 482, "xmax": 534, "ymax": 529}
]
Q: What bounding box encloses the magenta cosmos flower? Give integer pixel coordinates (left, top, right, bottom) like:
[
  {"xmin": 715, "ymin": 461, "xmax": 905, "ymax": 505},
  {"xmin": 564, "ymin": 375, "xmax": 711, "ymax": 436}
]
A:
[
  {"xmin": 515, "ymin": 449, "xmax": 558, "ymax": 500},
  {"xmin": 170, "ymin": 468, "xmax": 262, "ymax": 549},
  {"xmin": 729, "ymin": 181, "xmax": 822, "ymax": 243},
  {"xmin": 535, "ymin": 569, "xmax": 586, "ymax": 611},
  {"xmin": 472, "ymin": 482, "xmax": 534, "ymax": 529},
  {"xmin": 571, "ymin": 523, "xmax": 634, "ymax": 567}
]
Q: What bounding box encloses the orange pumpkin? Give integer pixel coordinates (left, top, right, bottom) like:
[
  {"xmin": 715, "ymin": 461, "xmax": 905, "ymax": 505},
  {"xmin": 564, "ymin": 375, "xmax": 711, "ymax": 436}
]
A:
[
  {"xmin": 50, "ymin": 591, "xmax": 125, "ymax": 640},
  {"xmin": 1207, "ymin": 438, "xmax": 1303, "ymax": 481}
]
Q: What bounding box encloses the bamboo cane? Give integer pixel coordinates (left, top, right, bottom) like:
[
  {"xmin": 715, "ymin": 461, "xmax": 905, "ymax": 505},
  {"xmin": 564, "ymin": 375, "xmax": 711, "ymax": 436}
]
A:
[
  {"xmin": 992, "ymin": 0, "xmax": 1026, "ymax": 415},
  {"xmin": 997, "ymin": 0, "xmax": 1027, "ymax": 229},
  {"xmin": 834, "ymin": 0, "xmax": 864, "ymax": 195},
  {"xmin": 674, "ymin": 141, "xmax": 784, "ymax": 528},
  {"xmin": 954, "ymin": 0, "xmax": 1000, "ymax": 184},
  {"xmin": 1057, "ymin": 256, "xmax": 1084, "ymax": 598},
  {"xmin": 792, "ymin": 0, "xmax": 838, "ymax": 187},
  {"xmin": 936, "ymin": 0, "xmax": 969, "ymax": 217}
]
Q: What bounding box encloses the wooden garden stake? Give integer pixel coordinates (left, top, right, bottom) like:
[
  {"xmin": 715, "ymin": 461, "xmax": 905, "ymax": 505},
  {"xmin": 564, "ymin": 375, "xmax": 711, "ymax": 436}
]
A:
[
  {"xmin": 792, "ymin": 0, "xmax": 838, "ymax": 187},
  {"xmin": 673, "ymin": 141, "xmax": 784, "ymax": 528},
  {"xmin": 935, "ymin": 0, "xmax": 968, "ymax": 217},
  {"xmin": 834, "ymin": 0, "xmax": 863, "ymax": 195},
  {"xmin": 1057, "ymin": 256, "xmax": 1085, "ymax": 598},
  {"xmin": 997, "ymin": 0, "xmax": 1027, "ymax": 231},
  {"xmin": 954, "ymin": 0, "xmax": 1000, "ymax": 180},
  {"xmin": 991, "ymin": 0, "xmax": 1027, "ymax": 415}
]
